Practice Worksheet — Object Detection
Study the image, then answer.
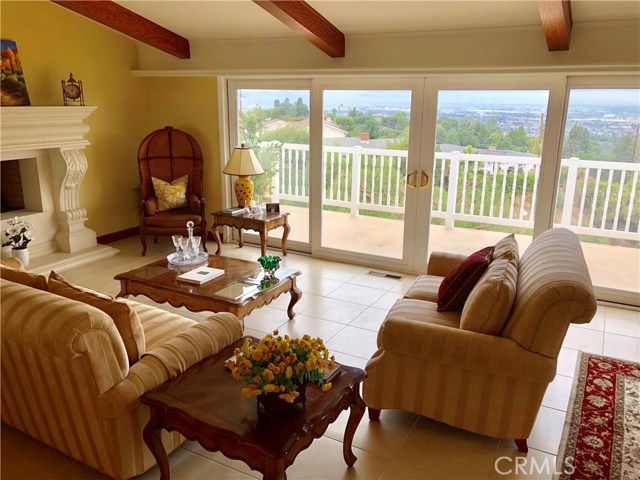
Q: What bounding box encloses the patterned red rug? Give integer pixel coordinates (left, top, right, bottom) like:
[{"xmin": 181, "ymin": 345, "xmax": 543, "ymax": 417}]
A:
[{"xmin": 555, "ymin": 352, "xmax": 640, "ymax": 480}]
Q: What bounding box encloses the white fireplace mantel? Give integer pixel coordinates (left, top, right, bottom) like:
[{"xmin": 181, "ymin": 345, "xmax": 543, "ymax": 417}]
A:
[{"xmin": 1, "ymin": 106, "xmax": 118, "ymax": 273}]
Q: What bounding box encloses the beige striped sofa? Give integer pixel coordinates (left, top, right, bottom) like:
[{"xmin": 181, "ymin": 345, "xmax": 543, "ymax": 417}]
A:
[
  {"xmin": 1, "ymin": 261, "xmax": 243, "ymax": 479},
  {"xmin": 363, "ymin": 228, "xmax": 597, "ymax": 452}
]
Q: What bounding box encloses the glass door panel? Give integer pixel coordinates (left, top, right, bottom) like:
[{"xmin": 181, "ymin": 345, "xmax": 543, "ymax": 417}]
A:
[
  {"xmin": 554, "ymin": 88, "xmax": 640, "ymax": 295},
  {"xmin": 429, "ymin": 90, "xmax": 550, "ymax": 257},
  {"xmin": 320, "ymin": 90, "xmax": 414, "ymax": 260},
  {"xmin": 235, "ymin": 88, "xmax": 310, "ymax": 245}
]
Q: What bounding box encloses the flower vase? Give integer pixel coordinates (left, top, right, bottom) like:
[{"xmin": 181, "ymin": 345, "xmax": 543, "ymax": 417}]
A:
[
  {"xmin": 11, "ymin": 247, "xmax": 29, "ymax": 267},
  {"xmin": 257, "ymin": 381, "xmax": 307, "ymax": 416},
  {"xmin": 262, "ymin": 267, "xmax": 278, "ymax": 284}
]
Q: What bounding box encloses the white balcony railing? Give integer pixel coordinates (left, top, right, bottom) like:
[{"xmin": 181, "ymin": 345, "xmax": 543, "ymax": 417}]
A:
[{"xmin": 268, "ymin": 143, "xmax": 639, "ymax": 241}]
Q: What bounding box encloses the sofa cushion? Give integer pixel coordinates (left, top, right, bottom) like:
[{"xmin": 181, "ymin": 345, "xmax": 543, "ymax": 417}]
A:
[
  {"xmin": 48, "ymin": 271, "xmax": 145, "ymax": 365},
  {"xmin": 0, "ymin": 266, "xmax": 48, "ymax": 291},
  {"xmin": 404, "ymin": 274, "xmax": 442, "ymax": 303},
  {"xmin": 386, "ymin": 299, "xmax": 461, "ymax": 330},
  {"xmin": 436, "ymin": 246, "xmax": 493, "ymax": 311},
  {"xmin": 492, "ymin": 233, "xmax": 519, "ymax": 261},
  {"xmin": 460, "ymin": 253, "xmax": 518, "ymax": 335}
]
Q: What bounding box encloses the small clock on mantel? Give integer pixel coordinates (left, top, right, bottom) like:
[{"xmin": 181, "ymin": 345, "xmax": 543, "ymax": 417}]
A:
[{"xmin": 61, "ymin": 73, "xmax": 84, "ymax": 106}]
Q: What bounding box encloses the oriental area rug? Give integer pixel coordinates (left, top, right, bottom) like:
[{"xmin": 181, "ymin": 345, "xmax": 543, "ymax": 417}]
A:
[{"xmin": 554, "ymin": 352, "xmax": 640, "ymax": 480}]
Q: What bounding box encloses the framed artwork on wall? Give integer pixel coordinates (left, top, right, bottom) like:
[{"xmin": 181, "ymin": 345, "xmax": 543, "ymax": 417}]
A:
[{"xmin": 1, "ymin": 39, "xmax": 30, "ymax": 106}]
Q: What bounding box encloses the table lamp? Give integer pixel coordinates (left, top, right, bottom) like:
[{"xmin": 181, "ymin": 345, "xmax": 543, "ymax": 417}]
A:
[{"xmin": 223, "ymin": 144, "xmax": 264, "ymax": 207}]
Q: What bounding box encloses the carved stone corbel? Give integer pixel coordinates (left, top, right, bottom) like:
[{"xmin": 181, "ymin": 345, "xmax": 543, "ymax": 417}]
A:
[{"xmin": 50, "ymin": 147, "xmax": 97, "ymax": 253}]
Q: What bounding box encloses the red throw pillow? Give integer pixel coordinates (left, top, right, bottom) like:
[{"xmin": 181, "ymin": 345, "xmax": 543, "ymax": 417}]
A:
[{"xmin": 436, "ymin": 246, "xmax": 494, "ymax": 312}]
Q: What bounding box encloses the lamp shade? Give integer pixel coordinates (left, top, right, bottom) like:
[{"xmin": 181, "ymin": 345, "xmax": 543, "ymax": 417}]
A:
[{"xmin": 223, "ymin": 145, "xmax": 264, "ymax": 176}]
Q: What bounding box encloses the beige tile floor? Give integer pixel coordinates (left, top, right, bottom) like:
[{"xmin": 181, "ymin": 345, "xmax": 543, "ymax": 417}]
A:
[{"xmin": 2, "ymin": 236, "xmax": 639, "ymax": 480}]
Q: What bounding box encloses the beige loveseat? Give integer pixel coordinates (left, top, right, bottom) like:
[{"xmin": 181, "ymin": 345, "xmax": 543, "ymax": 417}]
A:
[
  {"xmin": 0, "ymin": 260, "xmax": 243, "ymax": 479},
  {"xmin": 363, "ymin": 228, "xmax": 597, "ymax": 451}
]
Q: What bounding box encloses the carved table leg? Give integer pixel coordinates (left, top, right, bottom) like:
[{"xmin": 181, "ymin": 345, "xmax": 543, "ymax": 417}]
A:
[
  {"xmin": 287, "ymin": 280, "xmax": 302, "ymax": 319},
  {"xmin": 115, "ymin": 282, "xmax": 128, "ymax": 299},
  {"xmin": 213, "ymin": 224, "xmax": 222, "ymax": 255},
  {"xmin": 259, "ymin": 227, "xmax": 268, "ymax": 257},
  {"xmin": 143, "ymin": 412, "xmax": 171, "ymax": 480},
  {"xmin": 343, "ymin": 385, "xmax": 366, "ymax": 467},
  {"xmin": 238, "ymin": 228, "xmax": 244, "ymax": 248},
  {"xmin": 281, "ymin": 220, "xmax": 290, "ymax": 256},
  {"xmin": 263, "ymin": 458, "xmax": 286, "ymax": 480}
]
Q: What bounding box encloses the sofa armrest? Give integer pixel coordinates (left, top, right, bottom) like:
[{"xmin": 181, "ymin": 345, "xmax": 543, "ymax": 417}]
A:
[
  {"xmin": 426, "ymin": 251, "xmax": 467, "ymax": 277},
  {"xmin": 96, "ymin": 312, "xmax": 242, "ymax": 417},
  {"xmin": 374, "ymin": 317, "xmax": 556, "ymax": 383}
]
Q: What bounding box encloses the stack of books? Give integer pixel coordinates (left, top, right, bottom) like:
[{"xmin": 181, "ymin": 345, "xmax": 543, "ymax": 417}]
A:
[{"xmin": 222, "ymin": 207, "xmax": 244, "ymax": 215}]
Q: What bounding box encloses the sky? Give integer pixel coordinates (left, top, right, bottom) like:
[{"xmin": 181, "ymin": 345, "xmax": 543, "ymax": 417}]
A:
[{"xmin": 240, "ymin": 88, "xmax": 640, "ymax": 112}]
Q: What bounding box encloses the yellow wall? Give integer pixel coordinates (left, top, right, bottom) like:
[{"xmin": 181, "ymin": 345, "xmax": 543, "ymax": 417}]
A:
[
  {"xmin": 141, "ymin": 77, "xmax": 222, "ymax": 212},
  {"xmin": 137, "ymin": 21, "xmax": 640, "ymax": 71},
  {"xmin": 0, "ymin": 1, "xmax": 222, "ymax": 237}
]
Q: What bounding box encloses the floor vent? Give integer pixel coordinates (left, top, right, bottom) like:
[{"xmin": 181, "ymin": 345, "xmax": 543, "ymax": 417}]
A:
[{"xmin": 367, "ymin": 271, "xmax": 402, "ymax": 280}]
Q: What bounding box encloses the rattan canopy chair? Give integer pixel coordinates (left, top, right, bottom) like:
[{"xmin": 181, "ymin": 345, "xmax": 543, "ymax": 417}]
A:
[{"xmin": 137, "ymin": 126, "xmax": 207, "ymax": 256}]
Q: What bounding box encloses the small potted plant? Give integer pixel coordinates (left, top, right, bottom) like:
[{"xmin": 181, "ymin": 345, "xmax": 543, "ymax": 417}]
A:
[
  {"xmin": 2, "ymin": 216, "xmax": 33, "ymax": 267},
  {"xmin": 227, "ymin": 331, "xmax": 335, "ymax": 413},
  {"xmin": 257, "ymin": 255, "xmax": 281, "ymax": 284}
]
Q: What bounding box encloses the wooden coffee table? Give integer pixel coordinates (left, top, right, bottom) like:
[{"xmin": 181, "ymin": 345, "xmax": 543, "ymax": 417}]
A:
[
  {"xmin": 114, "ymin": 256, "xmax": 302, "ymax": 321},
  {"xmin": 141, "ymin": 337, "xmax": 367, "ymax": 480}
]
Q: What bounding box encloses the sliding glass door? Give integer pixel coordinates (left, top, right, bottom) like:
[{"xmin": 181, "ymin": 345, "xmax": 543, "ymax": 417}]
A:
[
  {"xmin": 316, "ymin": 83, "xmax": 422, "ymax": 267},
  {"xmin": 553, "ymin": 85, "xmax": 639, "ymax": 301},
  {"xmin": 426, "ymin": 88, "xmax": 551, "ymax": 258},
  {"xmin": 229, "ymin": 81, "xmax": 311, "ymax": 251}
]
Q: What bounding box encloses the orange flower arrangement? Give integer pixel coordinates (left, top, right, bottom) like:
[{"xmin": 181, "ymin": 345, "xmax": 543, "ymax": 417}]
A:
[{"xmin": 227, "ymin": 331, "xmax": 335, "ymax": 403}]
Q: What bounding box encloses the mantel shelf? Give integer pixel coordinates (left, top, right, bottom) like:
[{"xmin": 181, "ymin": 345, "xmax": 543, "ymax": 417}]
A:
[{"xmin": 1, "ymin": 106, "xmax": 97, "ymax": 154}]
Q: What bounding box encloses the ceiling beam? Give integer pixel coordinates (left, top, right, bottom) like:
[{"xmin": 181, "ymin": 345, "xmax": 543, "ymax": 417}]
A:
[
  {"xmin": 253, "ymin": 0, "xmax": 345, "ymax": 58},
  {"xmin": 537, "ymin": 0, "xmax": 572, "ymax": 51},
  {"xmin": 51, "ymin": 1, "xmax": 190, "ymax": 59}
]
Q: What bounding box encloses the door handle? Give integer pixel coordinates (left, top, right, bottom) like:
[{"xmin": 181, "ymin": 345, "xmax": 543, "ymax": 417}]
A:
[
  {"xmin": 407, "ymin": 170, "xmax": 417, "ymax": 189},
  {"xmin": 420, "ymin": 170, "xmax": 430, "ymax": 188}
]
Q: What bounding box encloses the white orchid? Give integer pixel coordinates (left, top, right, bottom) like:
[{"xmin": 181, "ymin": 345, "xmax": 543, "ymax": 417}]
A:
[{"xmin": 2, "ymin": 216, "xmax": 34, "ymax": 248}]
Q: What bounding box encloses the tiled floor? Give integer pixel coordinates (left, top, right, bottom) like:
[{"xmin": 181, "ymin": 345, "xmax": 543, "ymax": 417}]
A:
[{"xmin": 2, "ymin": 236, "xmax": 639, "ymax": 480}]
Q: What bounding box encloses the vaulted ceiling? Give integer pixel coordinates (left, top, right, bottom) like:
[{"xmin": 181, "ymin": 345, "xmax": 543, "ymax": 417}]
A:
[{"xmin": 52, "ymin": 1, "xmax": 640, "ymax": 59}]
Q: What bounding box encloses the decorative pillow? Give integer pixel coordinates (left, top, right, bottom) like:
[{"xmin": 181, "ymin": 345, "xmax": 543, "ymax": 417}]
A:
[
  {"xmin": 436, "ymin": 246, "xmax": 494, "ymax": 312},
  {"xmin": 460, "ymin": 254, "xmax": 518, "ymax": 335},
  {"xmin": 151, "ymin": 175, "xmax": 189, "ymax": 211},
  {"xmin": 48, "ymin": 271, "xmax": 145, "ymax": 365},
  {"xmin": 492, "ymin": 233, "xmax": 519, "ymax": 262},
  {"xmin": 0, "ymin": 266, "xmax": 48, "ymax": 291}
]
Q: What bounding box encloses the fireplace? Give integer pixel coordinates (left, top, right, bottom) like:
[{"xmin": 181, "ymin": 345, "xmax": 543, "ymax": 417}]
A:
[{"xmin": 0, "ymin": 106, "xmax": 118, "ymax": 273}]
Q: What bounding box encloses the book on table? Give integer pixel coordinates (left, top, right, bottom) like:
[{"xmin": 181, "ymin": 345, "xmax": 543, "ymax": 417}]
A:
[
  {"xmin": 222, "ymin": 207, "xmax": 244, "ymax": 215},
  {"xmin": 176, "ymin": 266, "xmax": 225, "ymax": 284}
]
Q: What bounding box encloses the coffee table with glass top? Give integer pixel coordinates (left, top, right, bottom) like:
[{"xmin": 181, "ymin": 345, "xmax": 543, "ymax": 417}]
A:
[{"xmin": 114, "ymin": 255, "xmax": 302, "ymax": 321}]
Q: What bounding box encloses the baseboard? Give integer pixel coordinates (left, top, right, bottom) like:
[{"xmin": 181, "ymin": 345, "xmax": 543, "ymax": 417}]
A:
[{"xmin": 97, "ymin": 227, "xmax": 139, "ymax": 244}]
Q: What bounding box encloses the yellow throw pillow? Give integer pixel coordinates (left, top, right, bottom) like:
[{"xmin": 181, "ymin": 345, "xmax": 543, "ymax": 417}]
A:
[{"xmin": 152, "ymin": 175, "xmax": 189, "ymax": 211}]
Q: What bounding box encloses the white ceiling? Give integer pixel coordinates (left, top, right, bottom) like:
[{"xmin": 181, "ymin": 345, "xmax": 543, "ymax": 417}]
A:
[{"xmin": 117, "ymin": 0, "xmax": 640, "ymax": 41}]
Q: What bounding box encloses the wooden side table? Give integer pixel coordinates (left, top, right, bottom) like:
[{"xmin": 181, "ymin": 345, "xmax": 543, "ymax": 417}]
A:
[
  {"xmin": 141, "ymin": 337, "xmax": 367, "ymax": 480},
  {"xmin": 211, "ymin": 211, "xmax": 290, "ymax": 257}
]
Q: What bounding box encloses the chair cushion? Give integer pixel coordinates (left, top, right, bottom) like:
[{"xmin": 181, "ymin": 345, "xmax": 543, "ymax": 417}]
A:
[
  {"xmin": 143, "ymin": 208, "xmax": 203, "ymax": 227},
  {"xmin": 152, "ymin": 174, "xmax": 189, "ymax": 211},
  {"xmin": 48, "ymin": 271, "xmax": 145, "ymax": 365},
  {"xmin": 436, "ymin": 246, "xmax": 493, "ymax": 311},
  {"xmin": 404, "ymin": 274, "xmax": 442, "ymax": 303},
  {"xmin": 460, "ymin": 253, "xmax": 518, "ymax": 335},
  {"xmin": 0, "ymin": 265, "xmax": 48, "ymax": 291}
]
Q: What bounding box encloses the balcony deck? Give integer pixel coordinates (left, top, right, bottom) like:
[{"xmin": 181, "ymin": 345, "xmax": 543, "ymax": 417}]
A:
[{"xmin": 268, "ymin": 205, "xmax": 640, "ymax": 295}]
